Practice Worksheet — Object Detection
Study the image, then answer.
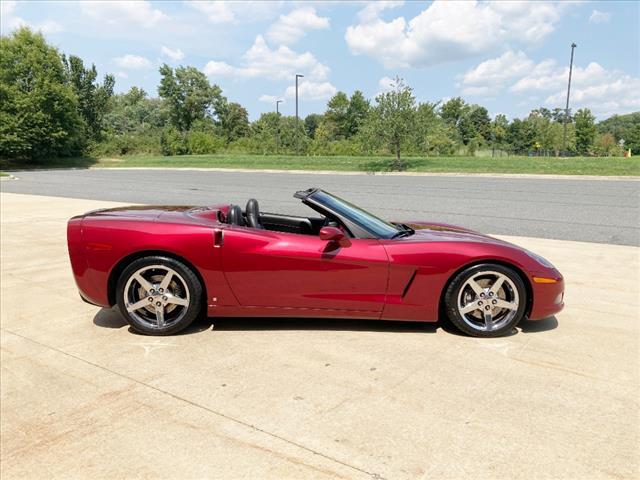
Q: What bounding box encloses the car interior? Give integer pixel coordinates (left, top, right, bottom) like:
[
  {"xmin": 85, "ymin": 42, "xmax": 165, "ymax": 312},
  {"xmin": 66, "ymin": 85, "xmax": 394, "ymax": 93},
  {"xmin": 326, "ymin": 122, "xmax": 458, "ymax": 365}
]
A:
[{"xmin": 224, "ymin": 198, "xmax": 343, "ymax": 236}]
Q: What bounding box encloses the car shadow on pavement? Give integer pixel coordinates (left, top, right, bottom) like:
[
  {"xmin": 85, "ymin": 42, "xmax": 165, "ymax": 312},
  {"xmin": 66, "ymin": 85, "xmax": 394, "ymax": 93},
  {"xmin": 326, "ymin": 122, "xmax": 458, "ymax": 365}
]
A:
[
  {"xmin": 518, "ymin": 316, "xmax": 559, "ymax": 333},
  {"xmin": 94, "ymin": 308, "xmax": 558, "ymax": 336},
  {"xmin": 93, "ymin": 307, "xmax": 440, "ymax": 334},
  {"xmin": 210, "ymin": 316, "xmax": 441, "ymax": 333},
  {"xmin": 92, "ymin": 307, "xmax": 214, "ymax": 336}
]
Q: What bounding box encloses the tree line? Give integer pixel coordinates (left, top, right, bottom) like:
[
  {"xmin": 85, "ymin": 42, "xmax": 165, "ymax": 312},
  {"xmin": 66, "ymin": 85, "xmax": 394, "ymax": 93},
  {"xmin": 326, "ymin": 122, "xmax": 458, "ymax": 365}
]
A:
[{"xmin": 1, "ymin": 28, "xmax": 638, "ymax": 167}]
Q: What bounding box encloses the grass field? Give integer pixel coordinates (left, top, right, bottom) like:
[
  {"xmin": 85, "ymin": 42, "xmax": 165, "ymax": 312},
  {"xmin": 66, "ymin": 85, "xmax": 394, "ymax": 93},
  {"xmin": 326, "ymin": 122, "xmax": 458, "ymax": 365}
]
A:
[{"xmin": 2, "ymin": 154, "xmax": 639, "ymax": 176}]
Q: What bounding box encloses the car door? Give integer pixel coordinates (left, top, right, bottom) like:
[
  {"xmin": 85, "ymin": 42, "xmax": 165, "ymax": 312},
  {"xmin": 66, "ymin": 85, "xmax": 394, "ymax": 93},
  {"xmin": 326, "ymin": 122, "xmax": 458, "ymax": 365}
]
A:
[{"xmin": 220, "ymin": 226, "xmax": 389, "ymax": 313}]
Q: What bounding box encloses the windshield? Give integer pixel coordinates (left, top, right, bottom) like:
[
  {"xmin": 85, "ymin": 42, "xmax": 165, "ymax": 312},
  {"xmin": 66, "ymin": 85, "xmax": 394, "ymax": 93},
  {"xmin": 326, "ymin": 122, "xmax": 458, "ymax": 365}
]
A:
[{"xmin": 311, "ymin": 190, "xmax": 401, "ymax": 239}]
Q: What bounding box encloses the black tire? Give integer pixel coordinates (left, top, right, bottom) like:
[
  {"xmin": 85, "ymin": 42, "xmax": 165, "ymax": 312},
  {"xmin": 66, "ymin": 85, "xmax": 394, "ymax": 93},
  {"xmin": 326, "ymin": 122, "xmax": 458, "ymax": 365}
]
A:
[
  {"xmin": 444, "ymin": 263, "xmax": 527, "ymax": 338},
  {"xmin": 116, "ymin": 255, "xmax": 203, "ymax": 336}
]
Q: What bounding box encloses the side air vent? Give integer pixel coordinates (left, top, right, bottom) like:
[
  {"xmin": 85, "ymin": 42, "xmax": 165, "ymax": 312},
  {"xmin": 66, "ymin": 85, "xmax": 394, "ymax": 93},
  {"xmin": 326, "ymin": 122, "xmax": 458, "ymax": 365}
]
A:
[{"xmin": 402, "ymin": 270, "xmax": 418, "ymax": 298}]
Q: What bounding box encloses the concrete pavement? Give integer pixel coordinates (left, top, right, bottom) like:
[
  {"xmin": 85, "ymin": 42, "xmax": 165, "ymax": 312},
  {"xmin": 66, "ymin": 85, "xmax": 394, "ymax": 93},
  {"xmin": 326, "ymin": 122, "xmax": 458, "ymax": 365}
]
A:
[
  {"xmin": 2, "ymin": 169, "xmax": 638, "ymax": 245},
  {"xmin": 1, "ymin": 192, "xmax": 639, "ymax": 479}
]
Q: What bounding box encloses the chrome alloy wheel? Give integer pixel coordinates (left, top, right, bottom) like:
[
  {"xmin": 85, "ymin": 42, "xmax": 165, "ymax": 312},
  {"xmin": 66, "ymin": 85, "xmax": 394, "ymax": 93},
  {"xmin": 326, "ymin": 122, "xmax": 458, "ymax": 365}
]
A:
[
  {"xmin": 123, "ymin": 265, "xmax": 190, "ymax": 330},
  {"xmin": 457, "ymin": 270, "xmax": 520, "ymax": 333}
]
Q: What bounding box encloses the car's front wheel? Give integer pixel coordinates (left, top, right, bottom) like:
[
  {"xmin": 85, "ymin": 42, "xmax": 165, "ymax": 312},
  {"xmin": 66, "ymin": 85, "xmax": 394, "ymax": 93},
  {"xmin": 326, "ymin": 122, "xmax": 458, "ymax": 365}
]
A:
[
  {"xmin": 116, "ymin": 256, "xmax": 203, "ymax": 335},
  {"xmin": 444, "ymin": 263, "xmax": 527, "ymax": 337}
]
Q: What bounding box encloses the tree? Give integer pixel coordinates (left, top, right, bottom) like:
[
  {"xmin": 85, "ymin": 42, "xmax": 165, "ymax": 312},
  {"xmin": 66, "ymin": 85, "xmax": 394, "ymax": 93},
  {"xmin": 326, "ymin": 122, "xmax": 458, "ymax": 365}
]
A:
[
  {"xmin": 466, "ymin": 106, "xmax": 491, "ymax": 142},
  {"xmin": 528, "ymin": 111, "xmax": 554, "ymax": 156},
  {"xmin": 574, "ymin": 108, "xmax": 596, "ymax": 155},
  {"xmin": 304, "ymin": 113, "xmax": 322, "ymax": 139},
  {"xmin": 218, "ymin": 101, "xmax": 249, "ymax": 143},
  {"xmin": 506, "ymin": 118, "xmax": 535, "ymax": 153},
  {"xmin": 325, "ymin": 91, "xmax": 350, "ymax": 139},
  {"xmin": 490, "ymin": 114, "xmax": 509, "ymax": 154},
  {"xmin": 250, "ymin": 113, "xmax": 307, "ymax": 154},
  {"xmin": 439, "ymin": 97, "xmax": 467, "ymax": 128},
  {"xmin": 103, "ymin": 88, "xmax": 168, "ymax": 135},
  {"xmin": 594, "ymin": 132, "xmax": 616, "ymax": 156},
  {"xmin": 597, "ymin": 112, "xmax": 640, "ymax": 154},
  {"xmin": 361, "ymin": 76, "xmax": 416, "ymax": 170},
  {"xmin": 0, "ymin": 27, "xmax": 84, "ymax": 162},
  {"xmin": 62, "ymin": 54, "xmax": 114, "ymax": 140},
  {"xmin": 346, "ymin": 90, "xmax": 370, "ymax": 137},
  {"xmin": 414, "ymin": 101, "xmax": 441, "ymax": 153},
  {"xmin": 158, "ymin": 64, "xmax": 223, "ymax": 131}
]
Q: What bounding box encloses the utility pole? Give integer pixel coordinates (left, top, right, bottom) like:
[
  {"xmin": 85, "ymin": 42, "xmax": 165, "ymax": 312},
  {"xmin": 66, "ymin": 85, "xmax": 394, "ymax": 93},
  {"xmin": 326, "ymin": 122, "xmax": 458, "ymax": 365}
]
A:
[
  {"xmin": 562, "ymin": 43, "xmax": 577, "ymax": 156},
  {"xmin": 295, "ymin": 74, "xmax": 304, "ymax": 154},
  {"xmin": 276, "ymin": 99, "xmax": 282, "ymax": 154}
]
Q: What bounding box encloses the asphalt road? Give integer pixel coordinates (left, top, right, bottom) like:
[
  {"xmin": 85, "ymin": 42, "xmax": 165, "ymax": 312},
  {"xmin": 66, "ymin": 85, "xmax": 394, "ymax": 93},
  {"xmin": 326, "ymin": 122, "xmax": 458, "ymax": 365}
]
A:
[{"xmin": 2, "ymin": 168, "xmax": 639, "ymax": 245}]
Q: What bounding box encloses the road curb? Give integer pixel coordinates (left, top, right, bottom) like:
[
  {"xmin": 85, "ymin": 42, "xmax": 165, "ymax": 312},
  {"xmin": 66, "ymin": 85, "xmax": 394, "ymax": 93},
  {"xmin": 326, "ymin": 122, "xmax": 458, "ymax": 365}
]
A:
[{"xmin": 85, "ymin": 167, "xmax": 640, "ymax": 181}]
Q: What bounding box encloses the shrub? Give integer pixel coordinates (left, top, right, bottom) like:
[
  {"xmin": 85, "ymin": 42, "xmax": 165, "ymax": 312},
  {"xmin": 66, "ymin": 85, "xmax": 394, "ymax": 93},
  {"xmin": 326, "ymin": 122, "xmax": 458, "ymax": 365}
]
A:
[
  {"xmin": 89, "ymin": 131, "xmax": 162, "ymax": 156},
  {"xmin": 186, "ymin": 131, "xmax": 225, "ymax": 154},
  {"xmin": 160, "ymin": 128, "xmax": 188, "ymax": 156}
]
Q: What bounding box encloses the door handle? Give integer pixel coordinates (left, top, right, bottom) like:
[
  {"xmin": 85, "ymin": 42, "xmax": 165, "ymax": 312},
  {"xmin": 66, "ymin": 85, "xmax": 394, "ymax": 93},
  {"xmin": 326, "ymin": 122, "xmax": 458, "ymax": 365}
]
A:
[{"xmin": 213, "ymin": 229, "xmax": 224, "ymax": 247}]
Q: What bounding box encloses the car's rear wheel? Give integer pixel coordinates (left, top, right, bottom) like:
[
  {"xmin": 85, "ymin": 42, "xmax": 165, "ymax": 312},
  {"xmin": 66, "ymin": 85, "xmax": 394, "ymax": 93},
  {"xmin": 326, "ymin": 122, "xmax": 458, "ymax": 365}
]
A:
[
  {"xmin": 444, "ymin": 263, "xmax": 527, "ymax": 338},
  {"xmin": 116, "ymin": 256, "xmax": 203, "ymax": 335}
]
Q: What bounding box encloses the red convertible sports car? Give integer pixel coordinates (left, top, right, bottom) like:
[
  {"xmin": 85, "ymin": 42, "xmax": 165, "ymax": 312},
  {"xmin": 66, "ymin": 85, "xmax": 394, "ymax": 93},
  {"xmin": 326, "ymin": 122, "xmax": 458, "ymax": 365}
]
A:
[{"xmin": 67, "ymin": 188, "xmax": 564, "ymax": 338}]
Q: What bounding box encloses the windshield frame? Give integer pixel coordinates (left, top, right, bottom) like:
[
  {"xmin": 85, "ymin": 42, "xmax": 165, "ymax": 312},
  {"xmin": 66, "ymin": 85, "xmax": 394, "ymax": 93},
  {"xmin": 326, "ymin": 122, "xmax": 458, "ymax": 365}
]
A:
[{"xmin": 305, "ymin": 189, "xmax": 402, "ymax": 239}]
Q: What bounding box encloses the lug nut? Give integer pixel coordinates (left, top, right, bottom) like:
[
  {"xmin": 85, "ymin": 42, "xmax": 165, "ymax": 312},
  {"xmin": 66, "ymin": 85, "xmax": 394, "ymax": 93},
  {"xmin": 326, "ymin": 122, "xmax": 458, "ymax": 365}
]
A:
[
  {"xmin": 150, "ymin": 289, "xmax": 155, "ymax": 295},
  {"xmin": 478, "ymin": 301, "xmax": 483, "ymax": 306},
  {"xmin": 480, "ymin": 293, "xmax": 485, "ymax": 298},
  {"xmin": 148, "ymin": 297, "xmax": 153, "ymax": 302},
  {"xmin": 162, "ymin": 296, "xmax": 167, "ymax": 301},
  {"xmin": 492, "ymin": 299, "xmax": 497, "ymax": 305},
  {"xmin": 485, "ymin": 305, "xmax": 491, "ymax": 310},
  {"xmin": 159, "ymin": 288, "xmax": 164, "ymax": 293},
  {"xmin": 155, "ymin": 302, "xmax": 161, "ymax": 307},
  {"xmin": 489, "ymin": 292, "xmax": 494, "ymax": 297}
]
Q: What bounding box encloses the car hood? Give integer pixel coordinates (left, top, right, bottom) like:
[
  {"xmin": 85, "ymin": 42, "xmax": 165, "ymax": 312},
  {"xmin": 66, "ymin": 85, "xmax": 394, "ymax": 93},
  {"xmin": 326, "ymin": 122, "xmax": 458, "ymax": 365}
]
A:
[{"xmin": 395, "ymin": 221, "xmax": 513, "ymax": 246}]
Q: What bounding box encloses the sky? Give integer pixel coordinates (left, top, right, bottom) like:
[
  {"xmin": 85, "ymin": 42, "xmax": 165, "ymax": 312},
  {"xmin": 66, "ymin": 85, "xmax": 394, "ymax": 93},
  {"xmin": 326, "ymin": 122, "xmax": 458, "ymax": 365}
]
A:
[{"xmin": 1, "ymin": 0, "xmax": 639, "ymax": 121}]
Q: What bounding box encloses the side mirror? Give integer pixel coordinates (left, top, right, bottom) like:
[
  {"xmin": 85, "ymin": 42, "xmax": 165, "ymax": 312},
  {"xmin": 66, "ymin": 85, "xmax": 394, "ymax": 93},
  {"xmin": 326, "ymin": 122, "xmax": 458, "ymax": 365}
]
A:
[{"xmin": 319, "ymin": 226, "xmax": 345, "ymax": 242}]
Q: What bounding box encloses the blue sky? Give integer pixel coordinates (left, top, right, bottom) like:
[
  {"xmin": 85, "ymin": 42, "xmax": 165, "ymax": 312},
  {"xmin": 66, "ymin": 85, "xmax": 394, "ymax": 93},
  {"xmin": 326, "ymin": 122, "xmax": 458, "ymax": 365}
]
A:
[{"xmin": 2, "ymin": 1, "xmax": 638, "ymax": 120}]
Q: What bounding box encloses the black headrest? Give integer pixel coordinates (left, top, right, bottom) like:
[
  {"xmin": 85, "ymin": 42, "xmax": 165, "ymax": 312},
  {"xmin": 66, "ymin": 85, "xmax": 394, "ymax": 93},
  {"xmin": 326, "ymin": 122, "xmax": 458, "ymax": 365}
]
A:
[
  {"xmin": 245, "ymin": 198, "xmax": 262, "ymax": 229},
  {"xmin": 227, "ymin": 205, "xmax": 245, "ymax": 226}
]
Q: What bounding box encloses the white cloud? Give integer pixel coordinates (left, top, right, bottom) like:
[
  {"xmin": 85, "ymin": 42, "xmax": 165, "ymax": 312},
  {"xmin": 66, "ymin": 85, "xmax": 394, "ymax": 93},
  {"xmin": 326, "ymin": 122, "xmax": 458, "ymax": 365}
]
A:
[
  {"xmin": 284, "ymin": 80, "xmax": 336, "ymax": 101},
  {"xmin": 260, "ymin": 79, "xmax": 336, "ymax": 106},
  {"xmin": 81, "ymin": 1, "xmax": 167, "ymax": 28},
  {"xmin": 114, "ymin": 71, "xmax": 129, "ymax": 79},
  {"xmin": 545, "ymin": 76, "xmax": 640, "ymax": 118},
  {"xmin": 4, "ymin": 16, "xmax": 64, "ymax": 34},
  {"xmin": 378, "ymin": 76, "xmax": 395, "ymax": 91},
  {"xmin": 267, "ymin": 7, "xmax": 329, "ymax": 45},
  {"xmin": 374, "ymin": 75, "xmax": 399, "ymax": 97},
  {"xmin": 589, "ymin": 9, "xmax": 611, "ymax": 24},
  {"xmin": 203, "ymin": 35, "xmax": 330, "ymax": 81},
  {"xmin": 187, "ymin": 0, "xmax": 235, "ymax": 23},
  {"xmin": 114, "ymin": 54, "xmax": 153, "ymax": 70},
  {"xmin": 161, "ymin": 46, "xmax": 185, "ymax": 61},
  {"xmin": 1, "ymin": 1, "xmax": 16, "ymax": 17},
  {"xmin": 509, "ymin": 60, "xmax": 605, "ymax": 93},
  {"xmin": 187, "ymin": 1, "xmax": 283, "ymax": 24},
  {"xmin": 460, "ymin": 50, "xmax": 535, "ymax": 95},
  {"xmin": 259, "ymin": 94, "xmax": 280, "ymax": 103},
  {"xmin": 357, "ymin": 1, "xmax": 403, "ymax": 23},
  {"xmin": 1, "ymin": 1, "xmax": 63, "ymax": 34},
  {"xmin": 461, "ymin": 51, "xmax": 640, "ymax": 118},
  {"xmin": 461, "ymin": 86, "xmax": 493, "ymax": 97},
  {"xmin": 345, "ymin": 0, "xmax": 574, "ymax": 68}
]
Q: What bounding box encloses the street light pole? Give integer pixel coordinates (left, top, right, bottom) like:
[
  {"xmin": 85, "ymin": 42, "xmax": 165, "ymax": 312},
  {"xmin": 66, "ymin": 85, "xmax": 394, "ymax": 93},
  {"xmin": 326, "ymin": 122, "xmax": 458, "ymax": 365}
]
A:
[
  {"xmin": 295, "ymin": 74, "xmax": 304, "ymax": 155},
  {"xmin": 562, "ymin": 42, "xmax": 577, "ymax": 156},
  {"xmin": 276, "ymin": 99, "xmax": 282, "ymax": 154}
]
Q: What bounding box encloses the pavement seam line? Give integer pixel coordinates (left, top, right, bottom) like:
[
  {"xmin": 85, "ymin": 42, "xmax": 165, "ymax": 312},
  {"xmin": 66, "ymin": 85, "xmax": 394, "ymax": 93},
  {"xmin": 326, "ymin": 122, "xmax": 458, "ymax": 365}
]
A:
[{"xmin": 1, "ymin": 327, "xmax": 386, "ymax": 480}]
